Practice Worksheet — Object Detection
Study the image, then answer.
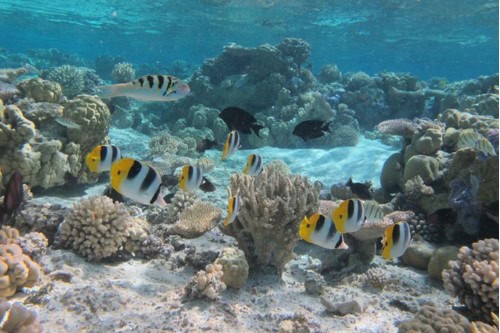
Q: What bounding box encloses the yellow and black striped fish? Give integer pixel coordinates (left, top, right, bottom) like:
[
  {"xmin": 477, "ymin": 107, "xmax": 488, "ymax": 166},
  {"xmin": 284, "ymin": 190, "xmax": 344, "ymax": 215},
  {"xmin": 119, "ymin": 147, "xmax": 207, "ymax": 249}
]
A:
[
  {"xmin": 86, "ymin": 145, "xmax": 122, "ymax": 173},
  {"xmin": 381, "ymin": 221, "xmax": 412, "ymax": 259},
  {"xmin": 475, "ymin": 137, "xmax": 497, "ymax": 156},
  {"xmin": 224, "ymin": 195, "xmax": 241, "ymax": 227},
  {"xmin": 178, "ymin": 165, "xmax": 203, "ymax": 191},
  {"xmin": 243, "ymin": 154, "xmax": 264, "ymax": 176},
  {"xmin": 299, "ymin": 213, "xmax": 348, "ymax": 250},
  {"xmin": 98, "ymin": 75, "xmax": 190, "ymax": 101},
  {"xmin": 363, "ymin": 200, "xmax": 384, "ymax": 222},
  {"xmin": 222, "ymin": 130, "xmax": 241, "ymax": 160},
  {"xmin": 110, "ymin": 158, "xmax": 166, "ymax": 206},
  {"xmin": 332, "ymin": 198, "xmax": 365, "ymax": 233}
]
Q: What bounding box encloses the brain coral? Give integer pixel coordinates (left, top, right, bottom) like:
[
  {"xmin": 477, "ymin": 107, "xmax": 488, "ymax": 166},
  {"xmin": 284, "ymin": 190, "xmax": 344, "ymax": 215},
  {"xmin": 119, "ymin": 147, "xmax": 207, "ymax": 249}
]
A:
[
  {"xmin": 398, "ymin": 304, "xmax": 472, "ymax": 332},
  {"xmin": 0, "ymin": 243, "xmax": 40, "ymax": 297},
  {"xmin": 56, "ymin": 196, "xmax": 143, "ymax": 261},
  {"xmin": 17, "ymin": 78, "xmax": 62, "ymax": 103},
  {"xmin": 442, "ymin": 239, "xmax": 499, "ymax": 323}
]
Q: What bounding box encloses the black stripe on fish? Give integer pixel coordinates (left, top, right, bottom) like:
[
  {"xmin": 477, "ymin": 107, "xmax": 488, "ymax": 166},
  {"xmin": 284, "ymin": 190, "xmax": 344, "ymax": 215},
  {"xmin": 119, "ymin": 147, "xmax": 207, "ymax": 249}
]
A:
[
  {"xmin": 315, "ymin": 215, "xmax": 325, "ymax": 232},
  {"xmin": 163, "ymin": 76, "xmax": 172, "ymax": 96},
  {"xmin": 100, "ymin": 146, "xmax": 107, "ymax": 162},
  {"xmin": 127, "ymin": 160, "xmax": 142, "ymax": 179},
  {"xmin": 393, "ymin": 223, "xmax": 400, "ymax": 244},
  {"xmin": 347, "ymin": 199, "xmax": 354, "ymax": 218},
  {"xmin": 150, "ymin": 184, "xmax": 161, "ymax": 205},
  {"xmin": 356, "ymin": 200, "xmax": 363, "ymax": 221},
  {"xmin": 138, "ymin": 78, "xmax": 145, "ymax": 87},
  {"xmin": 158, "ymin": 75, "xmax": 164, "ymax": 89},
  {"xmin": 232, "ymin": 197, "xmax": 237, "ymax": 212},
  {"xmin": 141, "ymin": 167, "xmax": 157, "ymax": 191},
  {"xmin": 335, "ymin": 235, "xmax": 344, "ymax": 249},
  {"xmin": 255, "ymin": 155, "xmax": 262, "ymax": 172},
  {"xmin": 327, "ymin": 221, "xmax": 336, "ymax": 239},
  {"xmin": 188, "ymin": 165, "xmax": 193, "ymax": 181},
  {"xmin": 111, "ymin": 145, "xmax": 118, "ymax": 162},
  {"xmin": 147, "ymin": 75, "xmax": 154, "ymax": 88}
]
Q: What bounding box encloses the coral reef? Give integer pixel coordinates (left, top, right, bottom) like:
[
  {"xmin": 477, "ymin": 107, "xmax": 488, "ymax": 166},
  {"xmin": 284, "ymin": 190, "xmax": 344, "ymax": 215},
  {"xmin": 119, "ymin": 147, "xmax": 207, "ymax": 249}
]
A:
[
  {"xmin": 17, "ymin": 78, "xmax": 62, "ymax": 103},
  {"xmin": 47, "ymin": 65, "xmax": 86, "ymax": 98},
  {"xmin": 56, "ymin": 196, "xmax": 149, "ymax": 261},
  {"xmin": 398, "ymin": 305, "xmax": 472, "ymax": 332},
  {"xmin": 376, "ymin": 118, "xmax": 418, "ymax": 138},
  {"xmin": 111, "ymin": 62, "xmax": 135, "ymax": 83},
  {"xmin": 442, "ymin": 239, "xmax": 499, "ymax": 322},
  {"xmin": 214, "ymin": 247, "xmax": 249, "ymax": 289},
  {"xmin": 0, "ymin": 243, "xmax": 40, "ymax": 297},
  {"xmin": 166, "ymin": 201, "xmax": 221, "ymax": 239},
  {"xmin": 221, "ymin": 163, "xmax": 320, "ymax": 276},
  {"xmin": 184, "ymin": 263, "xmax": 226, "ymax": 300},
  {"xmin": 0, "ymin": 299, "xmax": 42, "ymax": 332}
]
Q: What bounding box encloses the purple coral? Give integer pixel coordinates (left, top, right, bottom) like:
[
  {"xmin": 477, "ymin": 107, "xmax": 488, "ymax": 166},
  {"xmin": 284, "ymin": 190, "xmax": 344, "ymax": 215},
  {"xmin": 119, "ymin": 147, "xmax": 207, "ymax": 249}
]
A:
[{"xmin": 487, "ymin": 129, "xmax": 499, "ymax": 153}]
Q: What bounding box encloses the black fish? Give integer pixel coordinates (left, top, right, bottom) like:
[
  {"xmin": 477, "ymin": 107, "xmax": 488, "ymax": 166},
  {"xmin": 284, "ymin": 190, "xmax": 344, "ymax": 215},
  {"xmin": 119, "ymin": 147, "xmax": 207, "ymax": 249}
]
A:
[
  {"xmin": 196, "ymin": 139, "xmax": 218, "ymax": 153},
  {"xmin": 346, "ymin": 178, "xmax": 372, "ymax": 200},
  {"xmin": 0, "ymin": 172, "xmax": 24, "ymax": 226},
  {"xmin": 163, "ymin": 192, "xmax": 176, "ymax": 203},
  {"xmin": 161, "ymin": 175, "xmax": 179, "ymax": 188},
  {"xmin": 292, "ymin": 120, "xmax": 331, "ymax": 141},
  {"xmin": 219, "ymin": 107, "xmax": 265, "ymax": 137},
  {"xmin": 199, "ymin": 177, "xmax": 216, "ymax": 192}
]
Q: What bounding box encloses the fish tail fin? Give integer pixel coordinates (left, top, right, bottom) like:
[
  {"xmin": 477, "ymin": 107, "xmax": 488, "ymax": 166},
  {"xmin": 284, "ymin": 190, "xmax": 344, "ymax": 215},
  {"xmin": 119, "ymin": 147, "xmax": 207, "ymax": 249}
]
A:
[
  {"xmin": 346, "ymin": 177, "xmax": 353, "ymax": 186},
  {"xmin": 223, "ymin": 216, "xmax": 231, "ymax": 227},
  {"xmin": 156, "ymin": 195, "xmax": 168, "ymax": 207},
  {"xmin": 251, "ymin": 124, "xmax": 265, "ymax": 138},
  {"xmin": 97, "ymin": 85, "xmax": 121, "ymax": 99},
  {"xmin": 322, "ymin": 121, "xmax": 332, "ymax": 132}
]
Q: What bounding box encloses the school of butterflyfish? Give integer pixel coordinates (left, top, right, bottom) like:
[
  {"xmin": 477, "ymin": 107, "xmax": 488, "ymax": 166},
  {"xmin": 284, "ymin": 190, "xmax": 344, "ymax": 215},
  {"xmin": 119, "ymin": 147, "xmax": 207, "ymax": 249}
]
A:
[{"xmin": 90, "ymin": 81, "xmax": 411, "ymax": 259}]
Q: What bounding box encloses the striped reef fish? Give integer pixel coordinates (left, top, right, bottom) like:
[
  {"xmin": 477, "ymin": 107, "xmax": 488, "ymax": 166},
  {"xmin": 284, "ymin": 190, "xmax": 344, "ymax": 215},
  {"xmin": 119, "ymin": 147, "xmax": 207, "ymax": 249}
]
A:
[
  {"xmin": 299, "ymin": 213, "xmax": 348, "ymax": 250},
  {"xmin": 381, "ymin": 221, "xmax": 412, "ymax": 260},
  {"xmin": 363, "ymin": 200, "xmax": 384, "ymax": 222},
  {"xmin": 178, "ymin": 165, "xmax": 203, "ymax": 191},
  {"xmin": 456, "ymin": 129, "xmax": 481, "ymax": 149},
  {"xmin": 55, "ymin": 117, "xmax": 81, "ymax": 129},
  {"xmin": 224, "ymin": 195, "xmax": 241, "ymax": 227},
  {"xmin": 98, "ymin": 75, "xmax": 190, "ymax": 102},
  {"xmin": 222, "ymin": 130, "xmax": 241, "ymax": 160},
  {"xmin": 243, "ymin": 154, "xmax": 264, "ymax": 176},
  {"xmin": 86, "ymin": 145, "xmax": 122, "ymax": 173},
  {"xmin": 110, "ymin": 158, "xmax": 167, "ymax": 206},
  {"xmin": 332, "ymin": 198, "xmax": 365, "ymax": 233},
  {"xmin": 475, "ymin": 137, "xmax": 497, "ymax": 156}
]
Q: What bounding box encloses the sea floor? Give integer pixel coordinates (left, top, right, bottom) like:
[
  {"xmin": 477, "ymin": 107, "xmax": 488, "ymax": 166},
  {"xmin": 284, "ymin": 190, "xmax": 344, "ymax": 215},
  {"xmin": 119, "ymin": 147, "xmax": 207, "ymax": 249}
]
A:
[{"xmin": 18, "ymin": 128, "xmax": 458, "ymax": 332}]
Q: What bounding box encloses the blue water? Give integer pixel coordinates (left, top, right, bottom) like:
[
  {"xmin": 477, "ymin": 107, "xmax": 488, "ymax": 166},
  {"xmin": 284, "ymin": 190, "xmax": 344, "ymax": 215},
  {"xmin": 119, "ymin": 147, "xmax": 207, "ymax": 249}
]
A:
[{"xmin": 0, "ymin": 0, "xmax": 498, "ymax": 80}]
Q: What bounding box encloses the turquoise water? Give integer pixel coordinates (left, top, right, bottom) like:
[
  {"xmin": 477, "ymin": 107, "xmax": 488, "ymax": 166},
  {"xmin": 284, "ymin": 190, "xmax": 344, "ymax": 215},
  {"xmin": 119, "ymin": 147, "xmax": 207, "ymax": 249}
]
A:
[{"xmin": 0, "ymin": 0, "xmax": 498, "ymax": 79}]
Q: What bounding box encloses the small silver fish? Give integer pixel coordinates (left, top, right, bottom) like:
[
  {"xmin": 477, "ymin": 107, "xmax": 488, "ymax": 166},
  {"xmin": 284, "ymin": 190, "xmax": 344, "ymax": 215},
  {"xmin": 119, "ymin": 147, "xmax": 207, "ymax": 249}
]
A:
[{"xmin": 55, "ymin": 117, "xmax": 81, "ymax": 129}]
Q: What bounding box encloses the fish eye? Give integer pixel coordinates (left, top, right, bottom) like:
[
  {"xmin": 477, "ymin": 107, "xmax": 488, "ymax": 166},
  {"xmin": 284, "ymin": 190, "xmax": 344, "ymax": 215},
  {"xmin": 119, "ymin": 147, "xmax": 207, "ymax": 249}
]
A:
[
  {"xmin": 306, "ymin": 224, "xmax": 310, "ymax": 228},
  {"xmin": 117, "ymin": 171, "xmax": 121, "ymax": 175},
  {"xmin": 339, "ymin": 214, "xmax": 343, "ymax": 218},
  {"xmin": 92, "ymin": 158, "xmax": 96, "ymax": 162}
]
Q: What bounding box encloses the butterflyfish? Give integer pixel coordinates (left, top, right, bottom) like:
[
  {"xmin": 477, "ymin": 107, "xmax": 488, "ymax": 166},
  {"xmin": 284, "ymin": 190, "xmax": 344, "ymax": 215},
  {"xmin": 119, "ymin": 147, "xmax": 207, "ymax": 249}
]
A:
[
  {"xmin": 332, "ymin": 198, "xmax": 365, "ymax": 233},
  {"xmin": 299, "ymin": 213, "xmax": 348, "ymax": 250},
  {"xmin": 86, "ymin": 145, "xmax": 122, "ymax": 173},
  {"xmin": 98, "ymin": 75, "xmax": 190, "ymax": 102},
  {"xmin": 381, "ymin": 221, "xmax": 412, "ymax": 260},
  {"xmin": 243, "ymin": 154, "xmax": 264, "ymax": 176},
  {"xmin": 110, "ymin": 158, "xmax": 167, "ymax": 206},
  {"xmin": 224, "ymin": 195, "xmax": 241, "ymax": 227},
  {"xmin": 178, "ymin": 165, "xmax": 203, "ymax": 191},
  {"xmin": 222, "ymin": 130, "xmax": 241, "ymax": 160}
]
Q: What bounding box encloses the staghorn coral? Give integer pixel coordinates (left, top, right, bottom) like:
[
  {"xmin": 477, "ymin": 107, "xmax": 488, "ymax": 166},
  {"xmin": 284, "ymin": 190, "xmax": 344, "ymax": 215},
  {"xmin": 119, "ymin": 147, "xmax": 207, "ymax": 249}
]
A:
[
  {"xmin": 214, "ymin": 247, "xmax": 249, "ymax": 289},
  {"xmin": 0, "ymin": 299, "xmax": 42, "ymax": 332},
  {"xmin": 220, "ymin": 163, "xmax": 320, "ymax": 276},
  {"xmin": 398, "ymin": 304, "xmax": 472, "ymax": 332},
  {"xmin": 0, "ymin": 243, "xmax": 40, "ymax": 297},
  {"xmin": 56, "ymin": 196, "xmax": 147, "ymax": 261},
  {"xmin": 17, "ymin": 78, "xmax": 62, "ymax": 103},
  {"xmin": 184, "ymin": 263, "xmax": 226, "ymax": 300},
  {"xmin": 376, "ymin": 118, "xmax": 418, "ymax": 138},
  {"xmin": 442, "ymin": 239, "xmax": 499, "ymax": 323},
  {"xmin": 166, "ymin": 201, "xmax": 221, "ymax": 239},
  {"xmin": 111, "ymin": 62, "xmax": 135, "ymax": 83},
  {"xmin": 47, "ymin": 65, "xmax": 85, "ymax": 98}
]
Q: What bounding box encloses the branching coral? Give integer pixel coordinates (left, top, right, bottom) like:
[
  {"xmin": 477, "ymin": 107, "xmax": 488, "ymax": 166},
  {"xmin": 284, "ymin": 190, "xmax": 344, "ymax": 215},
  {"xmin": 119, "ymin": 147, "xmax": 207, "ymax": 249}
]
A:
[
  {"xmin": 0, "ymin": 243, "xmax": 40, "ymax": 297},
  {"xmin": 47, "ymin": 65, "xmax": 85, "ymax": 98},
  {"xmin": 56, "ymin": 196, "xmax": 149, "ymax": 261},
  {"xmin": 220, "ymin": 163, "xmax": 320, "ymax": 276},
  {"xmin": 111, "ymin": 62, "xmax": 135, "ymax": 83},
  {"xmin": 184, "ymin": 263, "xmax": 226, "ymax": 300},
  {"xmin": 442, "ymin": 239, "xmax": 499, "ymax": 323}
]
